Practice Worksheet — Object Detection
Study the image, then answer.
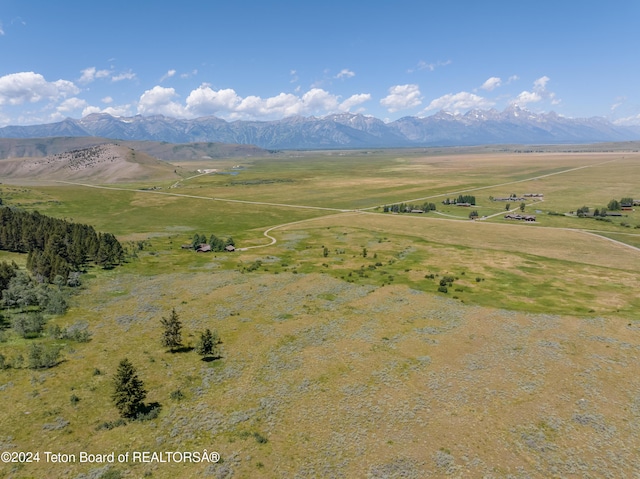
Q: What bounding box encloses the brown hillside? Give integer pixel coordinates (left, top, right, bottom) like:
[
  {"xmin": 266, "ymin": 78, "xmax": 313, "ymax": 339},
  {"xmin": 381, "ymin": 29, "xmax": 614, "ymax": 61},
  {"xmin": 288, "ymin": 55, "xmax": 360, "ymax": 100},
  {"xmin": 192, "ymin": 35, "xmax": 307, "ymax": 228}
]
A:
[
  {"xmin": 0, "ymin": 144, "xmax": 181, "ymax": 183},
  {"xmin": 0, "ymin": 137, "xmax": 272, "ymax": 161}
]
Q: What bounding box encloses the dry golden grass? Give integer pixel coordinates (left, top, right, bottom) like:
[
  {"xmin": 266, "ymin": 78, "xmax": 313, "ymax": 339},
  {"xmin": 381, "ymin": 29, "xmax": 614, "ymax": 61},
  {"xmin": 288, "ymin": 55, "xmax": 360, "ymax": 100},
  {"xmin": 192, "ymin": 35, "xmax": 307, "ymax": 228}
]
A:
[{"xmin": 2, "ymin": 270, "xmax": 640, "ymax": 478}]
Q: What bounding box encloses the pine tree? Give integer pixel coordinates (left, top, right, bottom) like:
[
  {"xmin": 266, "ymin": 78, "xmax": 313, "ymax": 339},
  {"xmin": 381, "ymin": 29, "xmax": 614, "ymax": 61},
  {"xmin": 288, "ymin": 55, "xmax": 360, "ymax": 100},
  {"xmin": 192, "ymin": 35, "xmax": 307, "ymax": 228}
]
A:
[
  {"xmin": 112, "ymin": 358, "xmax": 147, "ymax": 418},
  {"xmin": 160, "ymin": 308, "xmax": 182, "ymax": 351},
  {"xmin": 195, "ymin": 328, "xmax": 219, "ymax": 358}
]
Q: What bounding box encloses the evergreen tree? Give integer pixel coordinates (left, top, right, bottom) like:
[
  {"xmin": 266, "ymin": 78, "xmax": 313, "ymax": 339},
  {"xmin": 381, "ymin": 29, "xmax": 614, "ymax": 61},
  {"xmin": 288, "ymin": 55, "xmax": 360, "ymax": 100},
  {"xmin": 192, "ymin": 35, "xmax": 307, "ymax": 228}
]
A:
[
  {"xmin": 112, "ymin": 358, "xmax": 147, "ymax": 418},
  {"xmin": 0, "ymin": 260, "xmax": 18, "ymax": 291},
  {"xmin": 195, "ymin": 328, "xmax": 219, "ymax": 358},
  {"xmin": 160, "ymin": 308, "xmax": 183, "ymax": 351}
]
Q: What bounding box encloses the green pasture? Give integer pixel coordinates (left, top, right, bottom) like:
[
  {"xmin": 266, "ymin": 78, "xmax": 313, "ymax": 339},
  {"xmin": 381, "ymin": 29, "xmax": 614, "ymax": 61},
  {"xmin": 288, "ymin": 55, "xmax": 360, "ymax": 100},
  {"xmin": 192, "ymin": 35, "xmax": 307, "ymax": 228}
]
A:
[{"xmin": 249, "ymin": 214, "xmax": 640, "ymax": 319}]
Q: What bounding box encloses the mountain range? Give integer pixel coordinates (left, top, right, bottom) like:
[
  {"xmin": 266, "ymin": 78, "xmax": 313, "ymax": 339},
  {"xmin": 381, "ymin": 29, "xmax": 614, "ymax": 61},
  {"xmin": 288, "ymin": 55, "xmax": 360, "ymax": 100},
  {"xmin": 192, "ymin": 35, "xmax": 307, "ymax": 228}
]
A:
[{"xmin": 1, "ymin": 106, "xmax": 638, "ymax": 149}]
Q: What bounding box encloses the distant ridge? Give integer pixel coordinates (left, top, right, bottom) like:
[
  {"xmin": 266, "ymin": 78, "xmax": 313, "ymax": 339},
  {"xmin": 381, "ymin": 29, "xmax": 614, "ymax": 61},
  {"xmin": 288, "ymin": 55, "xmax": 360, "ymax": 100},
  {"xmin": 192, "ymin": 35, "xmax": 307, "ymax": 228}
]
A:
[
  {"xmin": 0, "ymin": 137, "xmax": 271, "ymax": 161},
  {"xmin": 1, "ymin": 107, "xmax": 639, "ymax": 149},
  {"xmin": 0, "ymin": 143, "xmax": 182, "ymax": 183}
]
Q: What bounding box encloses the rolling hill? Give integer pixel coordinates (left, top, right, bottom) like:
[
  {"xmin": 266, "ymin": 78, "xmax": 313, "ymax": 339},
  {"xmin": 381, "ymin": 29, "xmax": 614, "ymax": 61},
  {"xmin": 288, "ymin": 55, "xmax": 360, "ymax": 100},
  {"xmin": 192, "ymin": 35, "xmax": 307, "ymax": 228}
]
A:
[
  {"xmin": 0, "ymin": 143, "xmax": 182, "ymax": 183},
  {"xmin": 0, "ymin": 137, "xmax": 272, "ymax": 162}
]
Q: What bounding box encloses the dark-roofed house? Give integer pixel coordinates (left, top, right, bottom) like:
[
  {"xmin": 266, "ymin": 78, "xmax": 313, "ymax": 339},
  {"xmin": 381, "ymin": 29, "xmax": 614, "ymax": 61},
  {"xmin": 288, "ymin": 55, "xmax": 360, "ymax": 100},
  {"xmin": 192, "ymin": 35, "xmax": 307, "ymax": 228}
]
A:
[{"xmin": 196, "ymin": 244, "xmax": 212, "ymax": 252}]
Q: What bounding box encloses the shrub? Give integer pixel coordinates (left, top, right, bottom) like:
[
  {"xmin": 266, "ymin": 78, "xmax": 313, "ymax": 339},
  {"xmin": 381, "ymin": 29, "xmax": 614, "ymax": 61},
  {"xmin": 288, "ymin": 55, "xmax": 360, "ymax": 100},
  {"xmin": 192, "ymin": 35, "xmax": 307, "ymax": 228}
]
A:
[
  {"xmin": 170, "ymin": 389, "xmax": 185, "ymax": 401},
  {"xmin": 13, "ymin": 313, "xmax": 46, "ymax": 339},
  {"xmin": 27, "ymin": 343, "xmax": 62, "ymax": 369},
  {"xmin": 135, "ymin": 404, "xmax": 161, "ymax": 422},
  {"xmin": 253, "ymin": 432, "xmax": 268, "ymax": 444},
  {"xmin": 95, "ymin": 419, "xmax": 127, "ymax": 431}
]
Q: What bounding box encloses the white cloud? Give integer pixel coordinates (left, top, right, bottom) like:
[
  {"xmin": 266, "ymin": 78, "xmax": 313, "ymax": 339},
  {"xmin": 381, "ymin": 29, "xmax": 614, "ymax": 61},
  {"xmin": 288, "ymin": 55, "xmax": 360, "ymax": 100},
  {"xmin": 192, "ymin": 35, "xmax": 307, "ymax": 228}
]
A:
[
  {"xmin": 613, "ymin": 114, "xmax": 640, "ymax": 126},
  {"xmin": 533, "ymin": 76, "xmax": 550, "ymax": 91},
  {"xmin": 507, "ymin": 75, "xmax": 519, "ymax": 83},
  {"xmin": 0, "ymin": 72, "xmax": 79, "ymax": 106},
  {"xmin": 184, "ymin": 84, "xmax": 369, "ymax": 120},
  {"xmin": 160, "ymin": 69, "xmax": 176, "ymax": 82},
  {"xmin": 185, "ymin": 85, "xmax": 242, "ymax": 116},
  {"xmin": 57, "ymin": 97, "xmax": 88, "ymax": 113},
  {"xmin": 102, "ymin": 96, "xmax": 113, "ymax": 104},
  {"xmin": 339, "ymin": 93, "xmax": 371, "ymax": 112},
  {"xmin": 112, "ymin": 70, "xmax": 136, "ymax": 82},
  {"xmin": 408, "ymin": 59, "xmax": 452, "ymax": 73},
  {"xmin": 300, "ymin": 88, "xmax": 339, "ymax": 111},
  {"xmin": 79, "ymin": 67, "xmax": 110, "ymax": 84},
  {"xmin": 380, "ymin": 84, "xmax": 422, "ymax": 112},
  {"xmin": 511, "ymin": 76, "xmax": 557, "ymax": 107},
  {"xmin": 513, "ymin": 90, "xmax": 542, "ymax": 105},
  {"xmin": 180, "ymin": 69, "xmax": 198, "ymax": 79},
  {"xmin": 137, "ymin": 86, "xmax": 185, "ymax": 116},
  {"xmin": 82, "ymin": 104, "xmax": 133, "ymax": 118},
  {"xmin": 335, "ymin": 69, "xmax": 355, "ymax": 79},
  {"xmin": 423, "ymin": 91, "xmax": 494, "ymax": 113},
  {"xmin": 480, "ymin": 77, "xmax": 502, "ymax": 91},
  {"xmin": 0, "ymin": 23, "xmax": 4, "ymax": 35}
]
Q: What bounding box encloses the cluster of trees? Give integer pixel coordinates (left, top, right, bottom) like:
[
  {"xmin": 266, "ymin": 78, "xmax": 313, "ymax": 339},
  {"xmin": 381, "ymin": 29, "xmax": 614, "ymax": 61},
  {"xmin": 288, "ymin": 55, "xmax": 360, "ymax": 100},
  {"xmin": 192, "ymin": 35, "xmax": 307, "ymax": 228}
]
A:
[
  {"xmin": 575, "ymin": 198, "xmax": 635, "ymax": 217},
  {"xmin": 575, "ymin": 206, "xmax": 593, "ymax": 217},
  {"xmin": 442, "ymin": 195, "xmax": 476, "ymax": 205},
  {"xmin": 0, "ymin": 207, "xmax": 124, "ymax": 282},
  {"xmin": 2, "ymin": 270, "xmax": 69, "ymax": 314},
  {"xmin": 160, "ymin": 308, "xmax": 221, "ymax": 359},
  {"xmin": 608, "ymin": 197, "xmax": 634, "ymax": 211},
  {"xmin": 110, "ymin": 310, "xmax": 223, "ymax": 419},
  {"xmin": 0, "ymin": 259, "xmax": 88, "ymax": 371},
  {"xmin": 190, "ymin": 233, "xmax": 235, "ymax": 251},
  {"xmin": 382, "ymin": 202, "xmax": 437, "ymax": 213}
]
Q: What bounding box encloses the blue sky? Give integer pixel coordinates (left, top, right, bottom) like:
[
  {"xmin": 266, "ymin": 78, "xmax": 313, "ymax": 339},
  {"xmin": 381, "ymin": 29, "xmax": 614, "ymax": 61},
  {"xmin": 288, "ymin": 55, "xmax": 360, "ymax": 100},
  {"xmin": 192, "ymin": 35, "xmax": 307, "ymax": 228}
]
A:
[{"xmin": 1, "ymin": 1, "xmax": 639, "ymax": 126}]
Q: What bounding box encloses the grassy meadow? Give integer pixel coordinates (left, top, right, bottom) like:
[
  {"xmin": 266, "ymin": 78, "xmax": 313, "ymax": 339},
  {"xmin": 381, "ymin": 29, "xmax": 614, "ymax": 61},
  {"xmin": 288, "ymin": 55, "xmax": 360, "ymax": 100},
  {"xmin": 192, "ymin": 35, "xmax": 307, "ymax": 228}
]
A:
[{"xmin": 1, "ymin": 147, "xmax": 640, "ymax": 478}]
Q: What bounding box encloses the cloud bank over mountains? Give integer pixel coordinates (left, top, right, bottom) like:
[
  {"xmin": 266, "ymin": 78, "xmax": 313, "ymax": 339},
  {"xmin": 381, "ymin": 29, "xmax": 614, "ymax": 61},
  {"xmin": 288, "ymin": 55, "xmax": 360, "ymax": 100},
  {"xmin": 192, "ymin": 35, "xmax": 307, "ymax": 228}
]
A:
[{"xmin": 1, "ymin": 68, "xmax": 639, "ymax": 129}]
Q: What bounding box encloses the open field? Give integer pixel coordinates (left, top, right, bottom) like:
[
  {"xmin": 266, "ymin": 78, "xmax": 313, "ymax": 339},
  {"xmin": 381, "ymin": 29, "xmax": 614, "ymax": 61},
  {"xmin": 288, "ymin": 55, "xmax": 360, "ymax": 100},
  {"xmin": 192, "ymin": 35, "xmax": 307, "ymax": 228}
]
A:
[{"xmin": 1, "ymin": 147, "xmax": 640, "ymax": 478}]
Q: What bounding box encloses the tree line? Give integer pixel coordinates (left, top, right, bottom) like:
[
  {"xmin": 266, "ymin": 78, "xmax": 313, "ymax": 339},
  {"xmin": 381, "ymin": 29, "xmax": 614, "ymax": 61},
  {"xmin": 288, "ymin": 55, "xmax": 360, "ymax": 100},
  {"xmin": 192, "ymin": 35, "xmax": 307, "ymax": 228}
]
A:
[
  {"xmin": 383, "ymin": 202, "xmax": 437, "ymax": 213},
  {"xmin": 0, "ymin": 206, "xmax": 124, "ymax": 282},
  {"xmin": 442, "ymin": 195, "xmax": 476, "ymax": 205}
]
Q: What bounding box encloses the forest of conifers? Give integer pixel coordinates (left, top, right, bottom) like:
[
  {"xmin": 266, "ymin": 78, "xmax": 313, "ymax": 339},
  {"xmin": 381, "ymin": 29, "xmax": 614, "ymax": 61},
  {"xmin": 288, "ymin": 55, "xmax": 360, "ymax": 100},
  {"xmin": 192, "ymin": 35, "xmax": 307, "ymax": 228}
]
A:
[{"xmin": 0, "ymin": 207, "xmax": 124, "ymax": 282}]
